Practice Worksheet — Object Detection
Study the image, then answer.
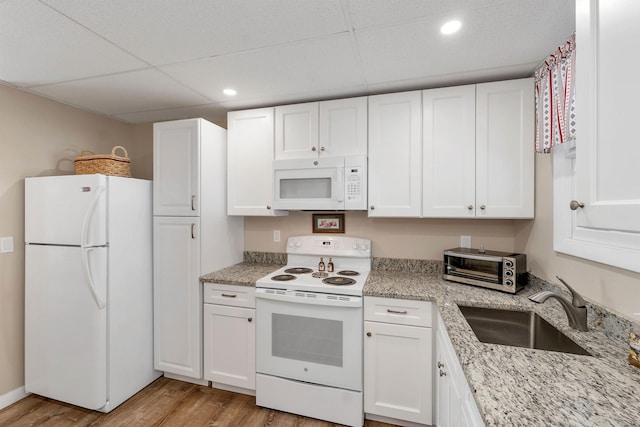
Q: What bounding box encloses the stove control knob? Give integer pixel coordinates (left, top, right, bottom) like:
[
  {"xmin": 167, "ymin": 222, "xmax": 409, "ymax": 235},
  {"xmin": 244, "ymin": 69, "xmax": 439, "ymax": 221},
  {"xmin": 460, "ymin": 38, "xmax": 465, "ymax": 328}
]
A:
[
  {"xmin": 295, "ymin": 240, "xmax": 302, "ymax": 248},
  {"xmin": 360, "ymin": 242, "xmax": 369, "ymax": 251},
  {"xmin": 353, "ymin": 242, "xmax": 359, "ymax": 250},
  {"xmin": 287, "ymin": 240, "xmax": 295, "ymax": 248}
]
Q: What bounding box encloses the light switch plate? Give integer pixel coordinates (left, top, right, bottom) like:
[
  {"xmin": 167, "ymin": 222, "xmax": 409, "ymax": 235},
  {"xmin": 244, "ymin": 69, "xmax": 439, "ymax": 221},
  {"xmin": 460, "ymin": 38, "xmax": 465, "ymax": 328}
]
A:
[
  {"xmin": 460, "ymin": 235, "xmax": 471, "ymax": 248},
  {"xmin": 273, "ymin": 230, "xmax": 280, "ymax": 243},
  {"xmin": 0, "ymin": 236, "xmax": 14, "ymax": 253}
]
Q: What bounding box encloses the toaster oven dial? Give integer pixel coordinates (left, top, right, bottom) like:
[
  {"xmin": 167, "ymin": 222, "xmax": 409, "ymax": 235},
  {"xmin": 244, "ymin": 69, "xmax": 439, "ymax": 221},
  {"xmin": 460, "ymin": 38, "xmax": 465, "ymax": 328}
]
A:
[
  {"xmin": 504, "ymin": 279, "xmax": 514, "ymax": 287},
  {"xmin": 504, "ymin": 260, "xmax": 514, "ymax": 268},
  {"xmin": 505, "ymin": 270, "xmax": 514, "ymax": 277}
]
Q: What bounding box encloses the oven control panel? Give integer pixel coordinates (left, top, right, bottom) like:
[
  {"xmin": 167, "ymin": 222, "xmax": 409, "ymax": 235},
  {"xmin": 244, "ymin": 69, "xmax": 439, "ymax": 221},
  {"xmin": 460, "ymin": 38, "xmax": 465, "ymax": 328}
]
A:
[{"xmin": 286, "ymin": 235, "xmax": 371, "ymax": 257}]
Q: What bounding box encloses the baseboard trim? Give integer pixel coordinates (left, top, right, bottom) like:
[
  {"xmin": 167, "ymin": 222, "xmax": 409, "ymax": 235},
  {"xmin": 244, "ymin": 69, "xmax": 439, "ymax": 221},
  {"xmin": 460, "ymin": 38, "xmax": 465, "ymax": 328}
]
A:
[{"xmin": 0, "ymin": 386, "xmax": 30, "ymax": 411}]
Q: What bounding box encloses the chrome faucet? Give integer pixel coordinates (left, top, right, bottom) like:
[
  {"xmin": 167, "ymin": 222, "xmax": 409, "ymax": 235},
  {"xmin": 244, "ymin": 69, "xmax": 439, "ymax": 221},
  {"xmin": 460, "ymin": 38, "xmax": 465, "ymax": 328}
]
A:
[{"xmin": 528, "ymin": 276, "xmax": 588, "ymax": 331}]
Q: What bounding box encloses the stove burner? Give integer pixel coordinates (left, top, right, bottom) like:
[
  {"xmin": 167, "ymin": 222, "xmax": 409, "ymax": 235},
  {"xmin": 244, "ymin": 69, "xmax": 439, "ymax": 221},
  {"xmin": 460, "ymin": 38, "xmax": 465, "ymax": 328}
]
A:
[
  {"xmin": 271, "ymin": 274, "xmax": 296, "ymax": 281},
  {"xmin": 312, "ymin": 271, "xmax": 329, "ymax": 278},
  {"xmin": 284, "ymin": 267, "xmax": 313, "ymax": 274},
  {"xmin": 337, "ymin": 270, "xmax": 360, "ymax": 276},
  {"xmin": 322, "ymin": 277, "xmax": 356, "ymax": 286}
]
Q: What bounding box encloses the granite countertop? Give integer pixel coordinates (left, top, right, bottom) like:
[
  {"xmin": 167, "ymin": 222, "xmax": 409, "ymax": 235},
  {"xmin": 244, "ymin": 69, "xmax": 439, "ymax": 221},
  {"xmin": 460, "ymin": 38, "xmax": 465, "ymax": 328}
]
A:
[
  {"xmin": 200, "ymin": 262, "xmax": 283, "ymax": 286},
  {"xmin": 202, "ymin": 258, "xmax": 640, "ymax": 426},
  {"xmin": 365, "ymin": 270, "xmax": 640, "ymax": 426}
]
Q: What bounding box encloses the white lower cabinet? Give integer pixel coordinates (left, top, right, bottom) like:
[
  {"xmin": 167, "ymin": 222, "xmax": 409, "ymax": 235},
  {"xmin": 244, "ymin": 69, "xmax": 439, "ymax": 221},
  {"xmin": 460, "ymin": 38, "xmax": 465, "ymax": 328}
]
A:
[
  {"xmin": 435, "ymin": 313, "xmax": 484, "ymax": 427},
  {"xmin": 203, "ymin": 283, "xmax": 255, "ymax": 394},
  {"xmin": 364, "ymin": 297, "xmax": 433, "ymax": 425}
]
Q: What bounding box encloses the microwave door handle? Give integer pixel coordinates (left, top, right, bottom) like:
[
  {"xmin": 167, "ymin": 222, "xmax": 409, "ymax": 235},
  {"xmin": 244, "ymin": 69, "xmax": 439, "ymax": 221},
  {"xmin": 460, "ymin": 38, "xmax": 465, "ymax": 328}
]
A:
[{"xmin": 336, "ymin": 168, "xmax": 345, "ymax": 202}]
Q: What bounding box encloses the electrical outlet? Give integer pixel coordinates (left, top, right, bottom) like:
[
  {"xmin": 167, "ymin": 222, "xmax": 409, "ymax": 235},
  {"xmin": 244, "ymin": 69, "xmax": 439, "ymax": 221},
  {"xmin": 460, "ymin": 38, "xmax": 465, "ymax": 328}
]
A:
[
  {"xmin": 0, "ymin": 236, "xmax": 14, "ymax": 253},
  {"xmin": 273, "ymin": 230, "xmax": 280, "ymax": 243},
  {"xmin": 460, "ymin": 235, "xmax": 471, "ymax": 248}
]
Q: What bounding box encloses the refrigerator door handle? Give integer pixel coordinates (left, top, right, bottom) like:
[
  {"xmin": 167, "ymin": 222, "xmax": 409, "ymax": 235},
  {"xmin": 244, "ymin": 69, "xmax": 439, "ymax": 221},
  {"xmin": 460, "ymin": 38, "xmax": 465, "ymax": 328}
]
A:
[
  {"xmin": 81, "ymin": 185, "xmax": 106, "ymax": 248},
  {"xmin": 81, "ymin": 247, "xmax": 106, "ymax": 309}
]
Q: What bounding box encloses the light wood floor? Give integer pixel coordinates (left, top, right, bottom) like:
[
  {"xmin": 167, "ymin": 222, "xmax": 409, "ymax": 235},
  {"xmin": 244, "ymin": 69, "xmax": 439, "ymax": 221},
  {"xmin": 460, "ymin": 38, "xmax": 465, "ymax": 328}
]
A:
[{"xmin": 0, "ymin": 377, "xmax": 398, "ymax": 427}]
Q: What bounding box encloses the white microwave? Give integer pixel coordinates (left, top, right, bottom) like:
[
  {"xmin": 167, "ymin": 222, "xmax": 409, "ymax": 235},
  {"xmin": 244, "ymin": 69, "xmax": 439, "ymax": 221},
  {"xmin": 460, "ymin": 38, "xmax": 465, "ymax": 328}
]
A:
[{"xmin": 272, "ymin": 156, "xmax": 367, "ymax": 211}]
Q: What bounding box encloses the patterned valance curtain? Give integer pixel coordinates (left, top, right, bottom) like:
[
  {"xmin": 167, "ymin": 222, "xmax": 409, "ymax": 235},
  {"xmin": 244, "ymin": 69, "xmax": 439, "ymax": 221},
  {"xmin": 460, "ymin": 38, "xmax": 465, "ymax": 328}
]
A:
[{"xmin": 535, "ymin": 33, "xmax": 576, "ymax": 153}]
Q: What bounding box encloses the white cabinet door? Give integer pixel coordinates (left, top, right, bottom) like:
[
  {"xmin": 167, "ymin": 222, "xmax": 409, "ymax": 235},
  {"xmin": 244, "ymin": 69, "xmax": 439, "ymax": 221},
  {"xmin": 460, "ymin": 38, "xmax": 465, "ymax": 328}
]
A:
[
  {"xmin": 364, "ymin": 320, "xmax": 432, "ymax": 425},
  {"xmin": 275, "ymin": 102, "xmax": 319, "ymax": 160},
  {"xmin": 227, "ymin": 108, "xmax": 287, "ymax": 216},
  {"xmin": 575, "ymin": 0, "xmax": 640, "ymax": 234},
  {"xmin": 319, "ymin": 97, "xmax": 368, "ymax": 157},
  {"xmin": 475, "ymin": 79, "xmax": 534, "ymax": 218},
  {"xmin": 153, "ymin": 216, "xmax": 201, "ymax": 379},
  {"xmin": 422, "ymin": 85, "xmax": 476, "ymax": 217},
  {"xmin": 203, "ymin": 304, "xmax": 256, "ymax": 390},
  {"xmin": 435, "ymin": 314, "xmax": 484, "ymax": 427},
  {"xmin": 153, "ymin": 119, "xmax": 200, "ymax": 216},
  {"xmin": 368, "ymin": 91, "xmax": 422, "ymax": 217}
]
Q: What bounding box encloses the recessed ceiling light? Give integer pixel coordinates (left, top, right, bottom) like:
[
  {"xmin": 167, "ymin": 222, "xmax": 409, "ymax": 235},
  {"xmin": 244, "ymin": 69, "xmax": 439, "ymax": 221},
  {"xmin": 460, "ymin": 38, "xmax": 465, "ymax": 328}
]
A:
[
  {"xmin": 223, "ymin": 88, "xmax": 237, "ymax": 96},
  {"xmin": 440, "ymin": 20, "xmax": 461, "ymax": 35}
]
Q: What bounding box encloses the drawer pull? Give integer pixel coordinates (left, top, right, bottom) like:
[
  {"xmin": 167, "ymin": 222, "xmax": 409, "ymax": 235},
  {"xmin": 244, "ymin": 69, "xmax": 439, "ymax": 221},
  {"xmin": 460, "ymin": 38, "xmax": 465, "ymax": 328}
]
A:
[
  {"xmin": 221, "ymin": 293, "xmax": 237, "ymax": 298},
  {"xmin": 248, "ymin": 317, "xmax": 253, "ymax": 322},
  {"xmin": 387, "ymin": 309, "xmax": 408, "ymax": 315},
  {"xmin": 437, "ymin": 361, "xmax": 444, "ymax": 368},
  {"xmin": 366, "ymin": 332, "xmax": 372, "ymax": 337},
  {"xmin": 439, "ymin": 370, "xmax": 447, "ymax": 377}
]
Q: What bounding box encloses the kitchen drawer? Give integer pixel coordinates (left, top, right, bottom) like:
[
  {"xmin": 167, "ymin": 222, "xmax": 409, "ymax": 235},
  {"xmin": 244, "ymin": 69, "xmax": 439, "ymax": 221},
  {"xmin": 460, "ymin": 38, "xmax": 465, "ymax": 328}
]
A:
[
  {"xmin": 203, "ymin": 283, "xmax": 255, "ymax": 308},
  {"xmin": 364, "ymin": 297, "xmax": 433, "ymax": 327}
]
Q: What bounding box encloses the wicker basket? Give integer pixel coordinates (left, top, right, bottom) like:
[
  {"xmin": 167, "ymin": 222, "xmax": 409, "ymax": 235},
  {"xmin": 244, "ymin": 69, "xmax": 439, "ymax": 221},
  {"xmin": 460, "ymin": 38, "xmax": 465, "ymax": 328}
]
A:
[{"xmin": 74, "ymin": 146, "xmax": 131, "ymax": 177}]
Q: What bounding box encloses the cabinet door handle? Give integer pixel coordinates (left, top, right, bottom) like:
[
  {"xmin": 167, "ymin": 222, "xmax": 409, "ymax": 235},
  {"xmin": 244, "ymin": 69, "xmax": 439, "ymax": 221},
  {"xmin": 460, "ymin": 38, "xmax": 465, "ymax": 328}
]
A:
[
  {"xmin": 191, "ymin": 224, "xmax": 196, "ymax": 239},
  {"xmin": 221, "ymin": 293, "xmax": 237, "ymax": 298},
  {"xmin": 437, "ymin": 361, "xmax": 444, "ymax": 368},
  {"xmin": 191, "ymin": 195, "xmax": 196, "ymax": 211},
  {"xmin": 320, "ymin": 146, "xmax": 325, "ymax": 152},
  {"xmin": 370, "ymin": 205, "xmax": 375, "ymax": 210},
  {"xmin": 439, "ymin": 370, "xmax": 447, "ymax": 377},
  {"xmin": 248, "ymin": 317, "xmax": 253, "ymax": 322},
  {"xmin": 570, "ymin": 200, "xmax": 585, "ymax": 210},
  {"xmin": 266, "ymin": 205, "xmax": 272, "ymax": 210},
  {"xmin": 312, "ymin": 146, "xmax": 317, "ymax": 152},
  {"xmin": 387, "ymin": 309, "xmax": 408, "ymax": 315},
  {"xmin": 366, "ymin": 332, "xmax": 372, "ymax": 337},
  {"xmin": 467, "ymin": 205, "xmax": 473, "ymax": 210},
  {"xmin": 480, "ymin": 205, "xmax": 486, "ymax": 210}
]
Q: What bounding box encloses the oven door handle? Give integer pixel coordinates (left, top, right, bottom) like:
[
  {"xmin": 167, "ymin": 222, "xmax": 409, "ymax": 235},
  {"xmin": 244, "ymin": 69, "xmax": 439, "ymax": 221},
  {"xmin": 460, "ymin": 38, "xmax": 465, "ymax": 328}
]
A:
[{"xmin": 255, "ymin": 288, "xmax": 362, "ymax": 308}]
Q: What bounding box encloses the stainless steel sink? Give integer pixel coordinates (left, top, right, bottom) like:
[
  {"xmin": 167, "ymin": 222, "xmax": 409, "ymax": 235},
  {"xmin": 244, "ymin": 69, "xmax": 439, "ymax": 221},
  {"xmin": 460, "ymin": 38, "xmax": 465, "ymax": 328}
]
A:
[{"xmin": 458, "ymin": 305, "xmax": 591, "ymax": 356}]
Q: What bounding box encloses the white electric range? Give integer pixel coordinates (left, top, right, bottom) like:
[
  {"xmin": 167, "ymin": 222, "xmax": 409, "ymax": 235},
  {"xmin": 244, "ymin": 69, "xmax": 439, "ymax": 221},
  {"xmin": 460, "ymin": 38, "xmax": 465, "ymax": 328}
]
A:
[{"xmin": 255, "ymin": 235, "xmax": 372, "ymax": 427}]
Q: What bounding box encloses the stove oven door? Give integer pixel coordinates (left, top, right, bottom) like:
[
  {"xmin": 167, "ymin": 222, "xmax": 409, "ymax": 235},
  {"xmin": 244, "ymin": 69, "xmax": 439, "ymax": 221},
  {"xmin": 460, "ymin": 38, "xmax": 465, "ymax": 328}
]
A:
[{"xmin": 255, "ymin": 289, "xmax": 362, "ymax": 392}]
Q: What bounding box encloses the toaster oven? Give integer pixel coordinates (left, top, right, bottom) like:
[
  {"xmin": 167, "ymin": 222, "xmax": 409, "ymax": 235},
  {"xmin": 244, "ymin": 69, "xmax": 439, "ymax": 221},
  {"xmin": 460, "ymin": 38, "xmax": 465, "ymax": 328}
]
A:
[{"xmin": 443, "ymin": 247, "xmax": 527, "ymax": 293}]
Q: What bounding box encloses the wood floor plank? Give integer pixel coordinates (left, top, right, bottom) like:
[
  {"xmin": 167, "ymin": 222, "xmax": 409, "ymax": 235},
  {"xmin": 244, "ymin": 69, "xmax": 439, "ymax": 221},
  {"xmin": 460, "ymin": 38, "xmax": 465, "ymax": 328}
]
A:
[{"xmin": 0, "ymin": 378, "xmax": 399, "ymax": 427}]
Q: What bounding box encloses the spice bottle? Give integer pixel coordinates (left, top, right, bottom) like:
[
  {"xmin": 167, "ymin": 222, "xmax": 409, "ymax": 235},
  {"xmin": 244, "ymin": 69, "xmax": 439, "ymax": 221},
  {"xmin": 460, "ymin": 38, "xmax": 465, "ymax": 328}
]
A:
[
  {"xmin": 630, "ymin": 329, "xmax": 640, "ymax": 369},
  {"xmin": 327, "ymin": 257, "xmax": 334, "ymax": 273},
  {"xmin": 318, "ymin": 257, "xmax": 325, "ymax": 272}
]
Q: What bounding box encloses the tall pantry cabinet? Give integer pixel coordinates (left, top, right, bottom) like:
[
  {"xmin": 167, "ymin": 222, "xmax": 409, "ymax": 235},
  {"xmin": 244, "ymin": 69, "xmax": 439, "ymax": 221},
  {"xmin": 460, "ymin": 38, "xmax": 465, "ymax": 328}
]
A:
[{"xmin": 153, "ymin": 118, "xmax": 244, "ymax": 382}]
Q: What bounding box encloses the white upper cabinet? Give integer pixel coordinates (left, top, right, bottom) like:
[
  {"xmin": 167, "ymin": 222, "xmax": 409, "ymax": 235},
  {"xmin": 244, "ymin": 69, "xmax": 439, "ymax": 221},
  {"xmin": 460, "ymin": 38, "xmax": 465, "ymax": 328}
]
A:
[
  {"xmin": 422, "ymin": 85, "xmax": 476, "ymax": 217},
  {"xmin": 475, "ymin": 78, "xmax": 534, "ymax": 218},
  {"xmin": 227, "ymin": 108, "xmax": 288, "ymax": 216},
  {"xmin": 275, "ymin": 97, "xmax": 367, "ymax": 160},
  {"xmin": 552, "ymin": 0, "xmax": 640, "ymax": 273},
  {"xmin": 153, "ymin": 119, "xmax": 200, "ymax": 216},
  {"xmin": 368, "ymin": 91, "xmax": 422, "ymax": 217},
  {"xmin": 575, "ymin": 0, "xmax": 640, "ymax": 234},
  {"xmin": 319, "ymin": 97, "xmax": 368, "ymax": 157},
  {"xmin": 275, "ymin": 102, "xmax": 319, "ymax": 160}
]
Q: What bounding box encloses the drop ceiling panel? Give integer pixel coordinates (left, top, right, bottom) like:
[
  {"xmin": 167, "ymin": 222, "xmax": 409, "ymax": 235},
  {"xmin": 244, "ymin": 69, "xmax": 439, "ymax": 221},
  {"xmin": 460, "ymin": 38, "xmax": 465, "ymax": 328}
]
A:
[
  {"xmin": 355, "ymin": 1, "xmax": 574, "ymax": 86},
  {"xmin": 345, "ymin": 0, "xmax": 500, "ymax": 30},
  {"xmin": 0, "ymin": 0, "xmax": 146, "ymax": 87},
  {"xmin": 29, "ymin": 69, "xmax": 211, "ymax": 115},
  {"xmin": 42, "ymin": 0, "xmax": 349, "ymax": 65},
  {"xmin": 162, "ymin": 33, "xmax": 365, "ymax": 105}
]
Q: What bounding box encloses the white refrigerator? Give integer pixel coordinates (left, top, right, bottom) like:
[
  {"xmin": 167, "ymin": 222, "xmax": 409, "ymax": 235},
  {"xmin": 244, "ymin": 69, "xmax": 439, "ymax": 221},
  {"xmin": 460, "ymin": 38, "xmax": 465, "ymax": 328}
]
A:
[{"xmin": 24, "ymin": 174, "xmax": 161, "ymax": 412}]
